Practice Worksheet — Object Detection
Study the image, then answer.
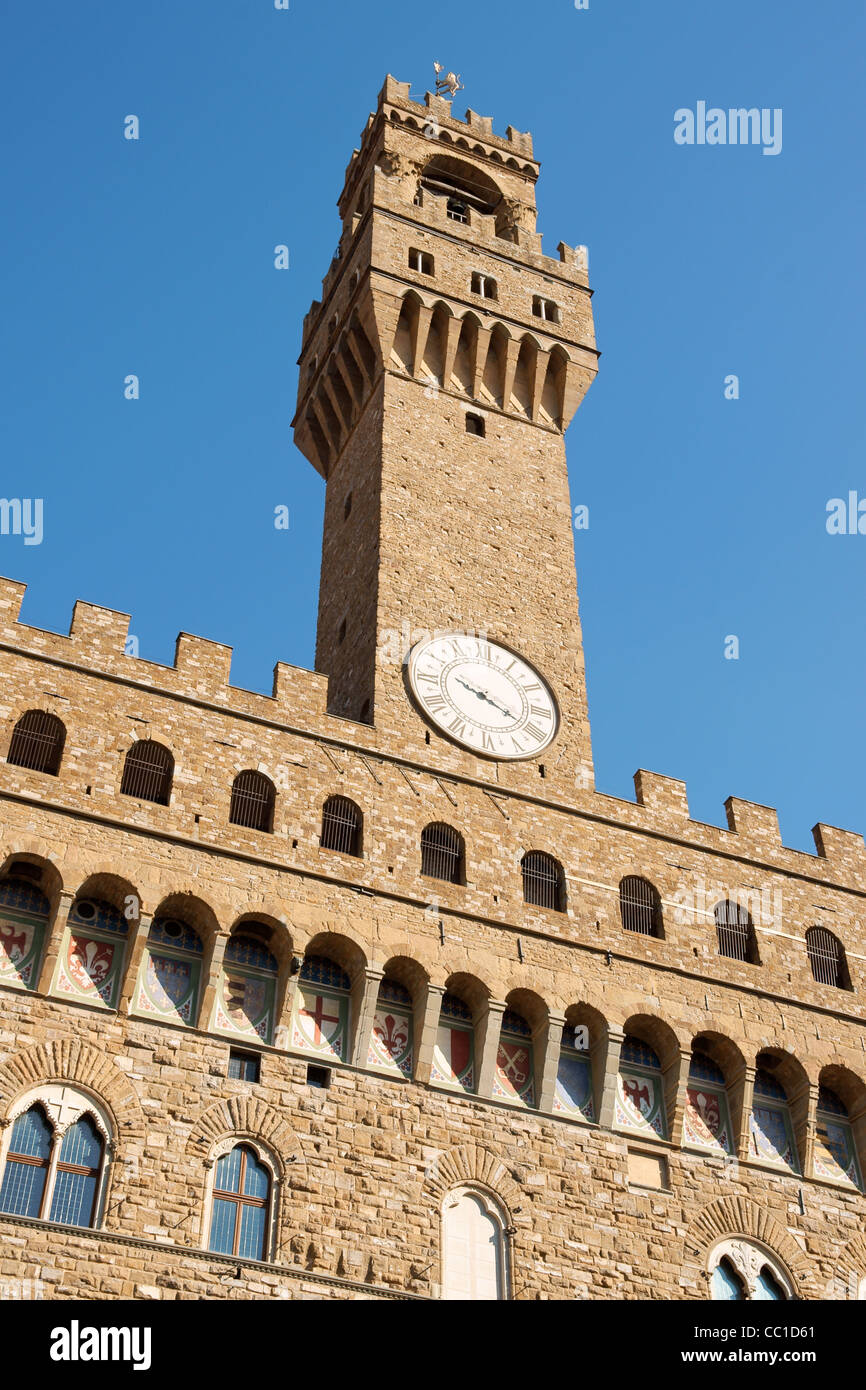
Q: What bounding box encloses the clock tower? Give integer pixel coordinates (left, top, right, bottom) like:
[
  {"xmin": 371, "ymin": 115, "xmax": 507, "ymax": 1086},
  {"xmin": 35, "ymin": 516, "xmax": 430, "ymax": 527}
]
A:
[{"xmin": 292, "ymin": 76, "xmax": 599, "ymax": 799}]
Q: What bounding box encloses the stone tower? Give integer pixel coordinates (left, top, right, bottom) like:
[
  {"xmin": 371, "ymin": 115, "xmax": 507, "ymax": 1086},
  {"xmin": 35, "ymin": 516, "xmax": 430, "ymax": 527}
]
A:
[
  {"xmin": 293, "ymin": 76, "xmax": 599, "ymax": 799},
  {"xmin": 0, "ymin": 76, "xmax": 863, "ymax": 1307}
]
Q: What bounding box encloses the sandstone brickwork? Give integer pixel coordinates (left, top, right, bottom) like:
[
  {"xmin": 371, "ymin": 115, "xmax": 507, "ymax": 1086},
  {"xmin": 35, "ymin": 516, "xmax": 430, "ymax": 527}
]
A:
[{"xmin": 0, "ymin": 78, "xmax": 863, "ymax": 1302}]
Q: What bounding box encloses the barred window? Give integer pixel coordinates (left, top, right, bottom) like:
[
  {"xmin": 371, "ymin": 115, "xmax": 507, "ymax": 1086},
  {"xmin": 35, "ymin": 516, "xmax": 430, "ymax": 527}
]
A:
[
  {"xmin": 714, "ymin": 900, "xmax": 758, "ymax": 963},
  {"xmin": 421, "ymin": 822, "xmax": 464, "ymax": 884},
  {"xmin": 805, "ymin": 926, "xmax": 850, "ymax": 989},
  {"xmin": 120, "ymin": 739, "xmax": 173, "ymax": 805},
  {"xmin": 619, "ymin": 876, "xmax": 663, "ymax": 937},
  {"xmin": 521, "ymin": 851, "xmax": 565, "ymax": 912},
  {"xmin": 208, "ymin": 1144, "xmax": 271, "ymax": 1261},
  {"xmin": 320, "ymin": 795, "xmax": 361, "ymax": 856},
  {"xmin": 6, "ymin": 710, "xmax": 65, "ymax": 776},
  {"xmin": 229, "ymin": 771, "xmax": 275, "ymax": 833}
]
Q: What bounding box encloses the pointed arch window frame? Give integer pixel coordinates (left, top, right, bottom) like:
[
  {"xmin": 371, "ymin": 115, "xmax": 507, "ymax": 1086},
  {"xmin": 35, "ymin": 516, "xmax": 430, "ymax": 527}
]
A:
[{"xmin": 0, "ymin": 1085, "xmax": 113, "ymax": 1230}]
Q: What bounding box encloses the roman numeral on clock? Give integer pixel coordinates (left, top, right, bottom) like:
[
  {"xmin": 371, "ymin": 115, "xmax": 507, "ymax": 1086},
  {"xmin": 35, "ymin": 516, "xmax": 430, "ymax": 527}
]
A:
[
  {"xmin": 424, "ymin": 692, "xmax": 447, "ymax": 712},
  {"xmin": 529, "ymin": 704, "xmax": 552, "ymax": 720},
  {"xmin": 523, "ymin": 723, "xmax": 547, "ymax": 742}
]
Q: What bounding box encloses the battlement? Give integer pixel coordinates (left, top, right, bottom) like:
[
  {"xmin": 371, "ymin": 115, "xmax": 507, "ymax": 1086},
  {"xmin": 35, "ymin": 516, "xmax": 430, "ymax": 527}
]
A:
[
  {"xmin": 0, "ymin": 575, "xmax": 335, "ymax": 731},
  {"xmin": 0, "ymin": 577, "xmax": 864, "ymax": 890}
]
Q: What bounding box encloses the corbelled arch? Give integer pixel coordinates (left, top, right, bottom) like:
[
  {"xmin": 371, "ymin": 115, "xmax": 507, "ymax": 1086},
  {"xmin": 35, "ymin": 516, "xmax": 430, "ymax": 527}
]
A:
[{"xmin": 0, "ymin": 1038, "xmax": 145, "ymax": 1142}]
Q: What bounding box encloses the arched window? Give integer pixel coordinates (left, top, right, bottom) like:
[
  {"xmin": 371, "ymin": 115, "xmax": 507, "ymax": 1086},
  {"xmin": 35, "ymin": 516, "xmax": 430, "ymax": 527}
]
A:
[
  {"xmin": 229, "ymin": 771, "xmax": 275, "ymax": 833},
  {"xmin": 805, "ymin": 926, "xmax": 850, "ymax": 989},
  {"xmin": 291, "ymin": 954, "xmax": 352, "ymax": 1062},
  {"xmin": 0, "ymin": 1104, "xmax": 52, "ymax": 1217},
  {"xmin": 749, "ymin": 1066, "xmax": 798, "ymax": 1172},
  {"xmin": 421, "ymin": 822, "xmax": 463, "ymax": 883},
  {"xmin": 367, "ymin": 977, "xmax": 413, "ymax": 1077},
  {"xmin": 714, "ymin": 900, "xmax": 758, "ymax": 962},
  {"xmin": 55, "ymin": 897, "xmax": 128, "ymax": 1009},
  {"xmin": 431, "ymin": 992, "xmax": 475, "ymax": 1093},
  {"xmin": 493, "ymin": 1008, "xmax": 535, "ymax": 1106},
  {"xmin": 521, "ymin": 851, "xmax": 564, "ymax": 912},
  {"xmin": 814, "ymin": 1084, "xmax": 862, "ymax": 1187},
  {"xmin": 134, "ymin": 916, "xmax": 204, "ymax": 1026},
  {"xmin": 554, "ymin": 1023, "xmax": 594, "ymax": 1121},
  {"xmin": 442, "ymin": 1187, "xmax": 508, "ymax": 1300},
  {"xmin": 7, "ymin": 710, "xmax": 65, "ymax": 775},
  {"xmin": 51, "ymin": 1116, "xmax": 103, "ymax": 1227},
  {"xmin": 213, "ymin": 930, "xmax": 279, "ymax": 1045},
  {"xmin": 616, "ymin": 1035, "xmax": 667, "ymax": 1138},
  {"xmin": 320, "ymin": 795, "xmax": 362, "ymax": 856},
  {"xmin": 619, "ymin": 876, "xmax": 662, "ymax": 937},
  {"xmin": 0, "ymin": 1093, "xmax": 109, "ymax": 1228},
  {"xmin": 683, "ymin": 1051, "xmax": 734, "ymax": 1155},
  {"xmin": 0, "ymin": 874, "xmax": 50, "ymax": 991},
  {"xmin": 120, "ymin": 740, "xmax": 173, "ymax": 805},
  {"xmin": 708, "ymin": 1240, "xmax": 793, "ymax": 1300},
  {"xmin": 208, "ymin": 1144, "xmax": 271, "ymax": 1261}
]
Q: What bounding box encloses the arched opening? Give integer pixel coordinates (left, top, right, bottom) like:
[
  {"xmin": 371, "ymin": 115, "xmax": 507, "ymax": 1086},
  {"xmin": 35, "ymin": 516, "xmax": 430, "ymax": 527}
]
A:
[
  {"xmin": 431, "ymin": 973, "xmax": 487, "ymax": 1094},
  {"xmin": 135, "ymin": 914, "xmax": 204, "ymax": 1027},
  {"xmin": 714, "ymin": 900, "xmax": 760, "ymax": 963},
  {"xmin": 749, "ymin": 1053, "xmax": 800, "ymax": 1172},
  {"xmin": 214, "ymin": 925, "xmax": 279, "ymax": 1046},
  {"xmin": 418, "ymin": 154, "xmax": 502, "ymax": 221},
  {"xmin": 57, "ymin": 896, "xmax": 129, "ymax": 1009},
  {"xmin": 619, "ymin": 876, "xmax": 663, "ymax": 938},
  {"xmin": 292, "ymin": 952, "xmax": 353, "ymax": 1063},
  {"xmin": 0, "ymin": 872, "xmax": 50, "ymax": 992},
  {"xmin": 450, "ymin": 315, "xmax": 478, "ymax": 395},
  {"xmin": 120, "ymin": 739, "xmax": 173, "ymax": 805},
  {"xmin": 320, "ymin": 795, "xmax": 362, "ymax": 857},
  {"xmin": 229, "ymin": 771, "xmax": 276, "ymax": 834},
  {"xmin": 208, "ymin": 1143, "xmax": 272, "ymax": 1261},
  {"xmin": 521, "ymin": 851, "xmax": 565, "ymax": 912},
  {"xmin": 6, "ymin": 710, "xmax": 65, "ymax": 776},
  {"xmin": 442, "ymin": 1186, "xmax": 508, "ymax": 1300},
  {"xmin": 420, "ymin": 822, "xmax": 464, "ymax": 884},
  {"xmin": 805, "ymin": 926, "xmax": 851, "ymax": 989}
]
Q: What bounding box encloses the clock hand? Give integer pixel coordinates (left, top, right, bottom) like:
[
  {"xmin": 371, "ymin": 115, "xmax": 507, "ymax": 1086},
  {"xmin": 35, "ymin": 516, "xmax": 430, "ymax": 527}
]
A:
[{"xmin": 454, "ymin": 677, "xmax": 515, "ymax": 720}]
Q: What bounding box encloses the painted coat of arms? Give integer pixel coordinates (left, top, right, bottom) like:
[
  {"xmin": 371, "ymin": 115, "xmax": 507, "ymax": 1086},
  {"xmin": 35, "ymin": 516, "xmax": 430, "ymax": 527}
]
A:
[{"xmin": 367, "ymin": 1008, "xmax": 412, "ymax": 1076}]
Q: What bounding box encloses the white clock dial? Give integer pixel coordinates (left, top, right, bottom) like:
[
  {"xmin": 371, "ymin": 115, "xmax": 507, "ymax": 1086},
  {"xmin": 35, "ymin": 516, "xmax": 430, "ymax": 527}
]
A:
[{"xmin": 407, "ymin": 634, "xmax": 559, "ymax": 760}]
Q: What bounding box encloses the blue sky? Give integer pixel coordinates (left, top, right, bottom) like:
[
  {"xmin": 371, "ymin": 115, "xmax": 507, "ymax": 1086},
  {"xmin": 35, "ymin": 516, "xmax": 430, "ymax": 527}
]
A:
[{"xmin": 1, "ymin": 1, "xmax": 863, "ymax": 852}]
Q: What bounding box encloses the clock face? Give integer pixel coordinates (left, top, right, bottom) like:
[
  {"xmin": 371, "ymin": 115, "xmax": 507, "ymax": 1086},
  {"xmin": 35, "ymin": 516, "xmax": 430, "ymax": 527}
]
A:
[{"xmin": 407, "ymin": 634, "xmax": 559, "ymax": 760}]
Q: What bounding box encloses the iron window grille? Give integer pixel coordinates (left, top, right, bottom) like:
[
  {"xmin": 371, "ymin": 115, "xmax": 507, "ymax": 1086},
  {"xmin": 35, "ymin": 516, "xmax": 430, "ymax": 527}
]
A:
[
  {"xmin": 421, "ymin": 822, "xmax": 463, "ymax": 884},
  {"xmin": 320, "ymin": 795, "xmax": 362, "ymax": 856},
  {"xmin": 6, "ymin": 710, "xmax": 65, "ymax": 775},
  {"xmin": 229, "ymin": 771, "xmax": 275, "ymax": 833},
  {"xmin": 521, "ymin": 852, "xmax": 564, "ymax": 912},
  {"xmin": 120, "ymin": 740, "xmax": 173, "ymax": 805},
  {"xmin": 619, "ymin": 876, "xmax": 663, "ymax": 937},
  {"xmin": 805, "ymin": 926, "xmax": 850, "ymax": 989},
  {"xmin": 714, "ymin": 900, "xmax": 758, "ymax": 963}
]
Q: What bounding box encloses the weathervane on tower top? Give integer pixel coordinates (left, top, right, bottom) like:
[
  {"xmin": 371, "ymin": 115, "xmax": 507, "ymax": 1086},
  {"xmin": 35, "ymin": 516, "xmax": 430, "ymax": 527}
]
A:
[{"xmin": 433, "ymin": 62, "xmax": 464, "ymax": 98}]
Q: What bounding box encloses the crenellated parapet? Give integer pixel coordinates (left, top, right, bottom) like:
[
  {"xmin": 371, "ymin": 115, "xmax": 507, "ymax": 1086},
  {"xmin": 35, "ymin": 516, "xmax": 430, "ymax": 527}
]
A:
[{"xmin": 0, "ymin": 575, "xmax": 863, "ymax": 895}]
